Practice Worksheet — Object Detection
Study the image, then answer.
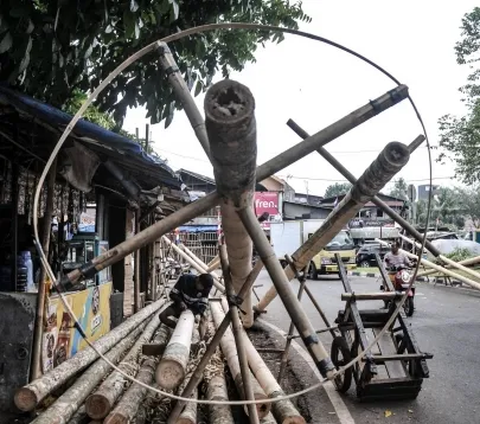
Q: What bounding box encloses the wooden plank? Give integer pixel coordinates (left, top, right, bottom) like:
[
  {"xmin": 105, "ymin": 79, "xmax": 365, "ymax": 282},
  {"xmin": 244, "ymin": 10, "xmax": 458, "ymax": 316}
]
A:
[
  {"xmin": 372, "ymin": 329, "xmax": 407, "ymax": 379},
  {"xmin": 142, "ymin": 343, "xmax": 166, "ymax": 356}
]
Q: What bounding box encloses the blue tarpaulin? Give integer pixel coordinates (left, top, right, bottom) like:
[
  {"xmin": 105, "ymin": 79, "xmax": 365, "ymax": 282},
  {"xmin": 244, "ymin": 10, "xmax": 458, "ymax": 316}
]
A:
[
  {"xmin": 178, "ymin": 225, "xmax": 218, "ymax": 233},
  {"xmin": 0, "ymin": 85, "xmax": 183, "ymax": 189}
]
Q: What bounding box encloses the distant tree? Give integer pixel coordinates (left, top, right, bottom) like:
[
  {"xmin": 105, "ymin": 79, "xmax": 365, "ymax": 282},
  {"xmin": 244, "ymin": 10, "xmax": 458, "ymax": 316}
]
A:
[
  {"xmin": 437, "ymin": 7, "xmax": 480, "ymax": 184},
  {"xmin": 0, "ymin": 0, "xmax": 310, "ymax": 128},
  {"xmin": 324, "ymin": 183, "xmax": 352, "ymax": 199},
  {"xmin": 389, "ymin": 178, "xmax": 408, "ymax": 200}
]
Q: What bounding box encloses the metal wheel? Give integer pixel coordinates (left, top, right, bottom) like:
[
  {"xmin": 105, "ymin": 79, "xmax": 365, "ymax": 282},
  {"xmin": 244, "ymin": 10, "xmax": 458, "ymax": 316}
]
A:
[
  {"xmin": 330, "ymin": 336, "xmax": 353, "ymax": 393},
  {"xmin": 360, "ymin": 261, "xmax": 370, "ymax": 268}
]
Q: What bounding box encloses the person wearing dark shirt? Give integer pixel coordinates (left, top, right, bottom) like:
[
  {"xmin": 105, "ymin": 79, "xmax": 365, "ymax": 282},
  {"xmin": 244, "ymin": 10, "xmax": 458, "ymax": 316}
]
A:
[{"xmin": 159, "ymin": 273, "xmax": 214, "ymax": 329}]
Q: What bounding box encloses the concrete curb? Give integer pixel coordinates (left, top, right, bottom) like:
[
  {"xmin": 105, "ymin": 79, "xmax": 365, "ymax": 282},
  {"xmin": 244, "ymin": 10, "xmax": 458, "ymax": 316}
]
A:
[{"xmin": 259, "ymin": 319, "xmax": 355, "ymax": 424}]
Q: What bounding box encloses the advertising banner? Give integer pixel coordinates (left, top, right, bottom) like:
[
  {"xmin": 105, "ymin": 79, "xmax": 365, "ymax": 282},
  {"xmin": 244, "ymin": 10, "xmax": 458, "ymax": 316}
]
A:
[
  {"xmin": 254, "ymin": 192, "xmax": 282, "ymax": 229},
  {"xmin": 42, "ymin": 282, "xmax": 112, "ymax": 373}
]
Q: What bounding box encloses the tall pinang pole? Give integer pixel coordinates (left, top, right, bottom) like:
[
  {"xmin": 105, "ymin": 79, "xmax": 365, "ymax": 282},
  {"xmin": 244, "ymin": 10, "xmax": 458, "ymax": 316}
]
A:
[
  {"xmin": 205, "ymin": 79, "xmax": 257, "ymax": 328},
  {"xmin": 254, "ymin": 141, "xmax": 411, "ymax": 314}
]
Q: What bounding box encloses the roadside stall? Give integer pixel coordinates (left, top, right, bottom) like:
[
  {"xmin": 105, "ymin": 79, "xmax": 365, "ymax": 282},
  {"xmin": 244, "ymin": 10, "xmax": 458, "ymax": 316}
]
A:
[{"xmin": 0, "ymin": 86, "xmax": 187, "ymax": 411}]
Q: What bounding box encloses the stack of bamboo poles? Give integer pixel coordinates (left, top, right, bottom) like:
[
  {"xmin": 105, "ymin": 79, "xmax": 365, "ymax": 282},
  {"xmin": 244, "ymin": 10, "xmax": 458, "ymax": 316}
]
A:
[{"xmin": 15, "ymin": 286, "xmax": 310, "ymax": 423}]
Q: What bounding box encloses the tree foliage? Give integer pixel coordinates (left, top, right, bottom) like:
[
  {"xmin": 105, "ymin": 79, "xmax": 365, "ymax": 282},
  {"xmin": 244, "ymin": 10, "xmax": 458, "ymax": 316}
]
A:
[
  {"xmin": 438, "ymin": 7, "xmax": 480, "ymax": 184},
  {"xmin": 0, "ymin": 0, "xmax": 310, "ymax": 128},
  {"xmin": 324, "ymin": 182, "xmax": 352, "ymax": 199},
  {"xmin": 389, "ymin": 178, "xmax": 408, "ymax": 200},
  {"xmin": 414, "ymin": 185, "xmax": 480, "ymax": 228}
]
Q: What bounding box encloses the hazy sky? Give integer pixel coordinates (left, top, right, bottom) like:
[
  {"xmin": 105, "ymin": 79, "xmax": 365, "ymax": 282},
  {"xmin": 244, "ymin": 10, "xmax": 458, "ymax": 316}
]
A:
[{"xmin": 123, "ymin": 0, "xmax": 478, "ymax": 196}]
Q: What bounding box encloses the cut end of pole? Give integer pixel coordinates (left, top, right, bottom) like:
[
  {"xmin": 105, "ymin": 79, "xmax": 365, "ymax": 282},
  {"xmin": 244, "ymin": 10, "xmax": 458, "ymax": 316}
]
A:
[
  {"xmin": 85, "ymin": 394, "xmax": 112, "ymax": 420},
  {"xmin": 204, "ymin": 79, "xmax": 255, "ymax": 125},
  {"xmin": 14, "ymin": 387, "xmax": 37, "ymax": 412},
  {"xmin": 156, "ymin": 359, "xmax": 186, "ymax": 390},
  {"xmin": 281, "ymin": 417, "xmax": 307, "ymax": 424}
]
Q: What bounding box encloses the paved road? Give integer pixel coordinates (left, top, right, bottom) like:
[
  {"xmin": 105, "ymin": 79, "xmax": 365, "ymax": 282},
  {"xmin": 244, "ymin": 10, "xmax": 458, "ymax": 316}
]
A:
[{"xmin": 254, "ymin": 271, "xmax": 480, "ymax": 424}]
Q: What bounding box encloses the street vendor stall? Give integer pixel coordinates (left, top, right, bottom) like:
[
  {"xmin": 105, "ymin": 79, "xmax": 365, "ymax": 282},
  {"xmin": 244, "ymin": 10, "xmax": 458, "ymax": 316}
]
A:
[{"xmin": 0, "ymin": 86, "xmax": 187, "ymax": 411}]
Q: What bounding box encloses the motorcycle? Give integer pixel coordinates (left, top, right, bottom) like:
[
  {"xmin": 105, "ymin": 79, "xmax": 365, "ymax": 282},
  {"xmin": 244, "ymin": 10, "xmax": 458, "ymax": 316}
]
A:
[{"xmin": 380, "ymin": 264, "xmax": 415, "ymax": 317}]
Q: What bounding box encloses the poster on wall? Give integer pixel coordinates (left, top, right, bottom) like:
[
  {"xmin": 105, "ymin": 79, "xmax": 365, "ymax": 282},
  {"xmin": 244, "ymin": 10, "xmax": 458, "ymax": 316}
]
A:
[
  {"xmin": 254, "ymin": 192, "xmax": 282, "ymax": 229},
  {"xmin": 42, "ymin": 282, "xmax": 112, "ymax": 373}
]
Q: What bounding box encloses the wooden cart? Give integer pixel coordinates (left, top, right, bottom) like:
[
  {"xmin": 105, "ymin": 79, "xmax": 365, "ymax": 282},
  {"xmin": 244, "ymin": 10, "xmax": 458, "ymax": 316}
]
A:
[{"xmin": 331, "ymin": 253, "xmax": 433, "ymax": 401}]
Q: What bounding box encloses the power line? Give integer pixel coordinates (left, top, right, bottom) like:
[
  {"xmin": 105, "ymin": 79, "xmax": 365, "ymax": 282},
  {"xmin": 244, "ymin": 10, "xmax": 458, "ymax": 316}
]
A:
[{"xmin": 278, "ymin": 175, "xmax": 455, "ymax": 183}]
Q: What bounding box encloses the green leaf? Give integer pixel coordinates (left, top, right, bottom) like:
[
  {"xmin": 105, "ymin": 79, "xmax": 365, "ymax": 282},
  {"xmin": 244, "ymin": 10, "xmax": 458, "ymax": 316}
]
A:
[
  {"xmin": 194, "ymin": 80, "xmax": 203, "ymax": 97},
  {"xmin": 0, "ymin": 32, "xmax": 12, "ymax": 54}
]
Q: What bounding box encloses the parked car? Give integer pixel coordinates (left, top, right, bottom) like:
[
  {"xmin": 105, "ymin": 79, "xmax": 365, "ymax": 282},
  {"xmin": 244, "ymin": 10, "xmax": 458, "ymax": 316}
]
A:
[{"xmin": 356, "ymin": 243, "xmax": 390, "ymax": 268}]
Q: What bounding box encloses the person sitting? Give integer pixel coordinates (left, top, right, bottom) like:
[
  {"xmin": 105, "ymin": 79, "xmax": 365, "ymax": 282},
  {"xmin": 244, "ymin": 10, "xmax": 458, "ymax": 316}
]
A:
[
  {"xmin": 159, "ymin": 273, "xmax": 214, "ymax": 329},
  {"xmin": 384, "ymin": 241, "xmax": 412, "ymax": 283}
]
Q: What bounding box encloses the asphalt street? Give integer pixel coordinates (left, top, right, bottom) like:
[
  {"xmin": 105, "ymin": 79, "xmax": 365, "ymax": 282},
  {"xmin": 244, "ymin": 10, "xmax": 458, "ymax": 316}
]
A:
[{"xmin": 255, "ymin": 270, "xmax": 480, "ymax": 424}]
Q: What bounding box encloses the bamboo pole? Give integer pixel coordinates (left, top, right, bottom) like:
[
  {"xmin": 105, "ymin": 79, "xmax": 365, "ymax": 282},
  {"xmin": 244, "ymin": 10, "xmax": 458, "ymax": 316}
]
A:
[
  {"xmin": 156, "ymin": 310, "xmax": 195, "ymax": 390},
  {"xmin": 15, "ymin": 298, "xmax": 166, "ymax": 412},
  {"xmin": 176, "ymin": 386, "xmax": 197, "ymax": 424},
  {"xmin": 255, "ymin": 140, "xmax": 411, "ymax": 313},
  {"xmin": 179, "ymin": 242, "xmax": 222, "ymax": 280},
  {"xmin": 156, "ymin": 42, "xmax": 211, "ymax": 159},
  {"xmin": 68, "ymin": 406, "xmax": 89, "ymax": 424},
  {"xmin": 29, "ymin": 324, "xmax": 145, "ymax": 424},
  {"xmin": 286, "ymin": 119, "xmax": 442, "ymax": 257},
  {"xmin": 104, "ymin": 325, "xmax": 171, "ymax": 424},
  {"xmin": 162, "ymin": 236, "xmax": 225, "ymax": 292},
  {"xmin": 167, "ymin": 260, "xmax": 264, "ymax": 424},
  {"xmin": 418, "ymin": 255, "xmax": 480, "ymax": 277},
  {"xmin": 398, "ymin": 233, "xmax": 480, "ymax": 281},
  {"xmin": 205, "ymin": 80, "xmax": 257, "ymax": 328},
  {"xmin": 278, "ymin": 256, "xmax": 307, "ymax": 383},
  {"xmin": 60, "ymin": 86, "xmax": 408, "ymax": 290},
  {"xmin": 85, "ymin": 315, "xmax": 161, "ymax": 420},
  {"xmin": 31, "ymin": 158, "xmax": 57, "ymax": 380},
  {"xmin": 134, "ymin": 212, "xmax": 141, "ymax": 312},
  {"xmin": 211, "ymin": 302, "xmax": 268, "ymax": 420},
  {"xmin": 219, "ymin": 245, "xmax": 261, "ymax": 424},
  {"xmin": 217, "ymin": 301, "xmax": 305, "ymax": 424},
  {"xmin": 375, "ymin": 238, "xmax": 480, "ymax": 290},
  {"xmin": 206, "ymin": 372, "xmax": 235, "ymax": 424}
]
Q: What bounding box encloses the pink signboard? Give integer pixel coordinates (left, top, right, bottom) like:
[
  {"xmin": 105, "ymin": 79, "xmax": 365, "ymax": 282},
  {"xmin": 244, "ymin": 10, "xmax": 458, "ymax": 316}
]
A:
[{"xmin": 254, "ymin": 192, "xmax": 282, "ymax": 228}]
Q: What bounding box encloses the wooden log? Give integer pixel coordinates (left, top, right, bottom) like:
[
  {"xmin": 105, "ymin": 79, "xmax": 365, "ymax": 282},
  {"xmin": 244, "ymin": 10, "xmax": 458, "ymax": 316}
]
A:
[
  {"xmin": 156, "ymin": 310, "xmax": 195, "ymax": 390},
  {"xmin": 261, "ymin": 413, "xmax": 278, "ymax": 424},
  {"xmin": 67, "ymin": 406, "xmax": 89, "ymax": 424},
  {"xmin": 219, "ymin": 245, "xmax": 260, "ymax": 424},
  {"xmin": 85, "ymin": 315, "xmax": 161, "ymax": 420},
  {"xmin": 29, "ymin": 324, "xmax": 145, "ymax": 424},
  {"xmin": 104, "ymin": 325, "xmax": 171, "ymax": 424},
  {"xmin": 206, "ymin": 373, "xmax": 235, "ymax": 424},
  {"xmin": 211, "ymin": 302, "xmax": 270, "ymax": 419},
  {"xmin": 167, "ymin": 261, "xmax": 264, "ymax": 424},
  {"xmin": 221, "ymin": 297, "xmax": 303, "ymax": 424},
  {"xmin": 240, "ymin": 330, "xmax": 305, "ymax": 424},
  {"xmin": 341, "ymin": 292, "xmax": 403, "ymax": 301},
  {"xmin": 176, "ymin": 386, "xmax": 197, "ymax": 424},
  {"xmin": 15, "ymin": 298, "xmax": 166, "ymax": 412}
]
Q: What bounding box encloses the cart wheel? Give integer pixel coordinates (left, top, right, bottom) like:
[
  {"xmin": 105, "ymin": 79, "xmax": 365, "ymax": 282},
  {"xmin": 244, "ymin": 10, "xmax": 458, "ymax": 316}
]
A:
[
  {"xmin": 404, "ymin": 297, "xmax": 414, "ymax": 317},
  {"xmin": 331, "ymin": 336, "xmax": 353, "ymax": 393}
]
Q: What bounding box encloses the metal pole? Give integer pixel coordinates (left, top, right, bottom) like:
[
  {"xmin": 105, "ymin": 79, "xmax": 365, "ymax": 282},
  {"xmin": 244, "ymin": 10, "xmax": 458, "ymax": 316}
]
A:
[
  {"xmin": 238, "ymin": 206, "xmax": 335, "ymax": 378},
  {"xmin": 59, "ymin": 85, "xmax": 408, "ymax": 288},
  {"xmin": 219, "ymin": 245, "xmax": 260, "ymax": 424},
  {"xmin": 167, "ymin": 260, "xmax": 264, "ymax": 424}
]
